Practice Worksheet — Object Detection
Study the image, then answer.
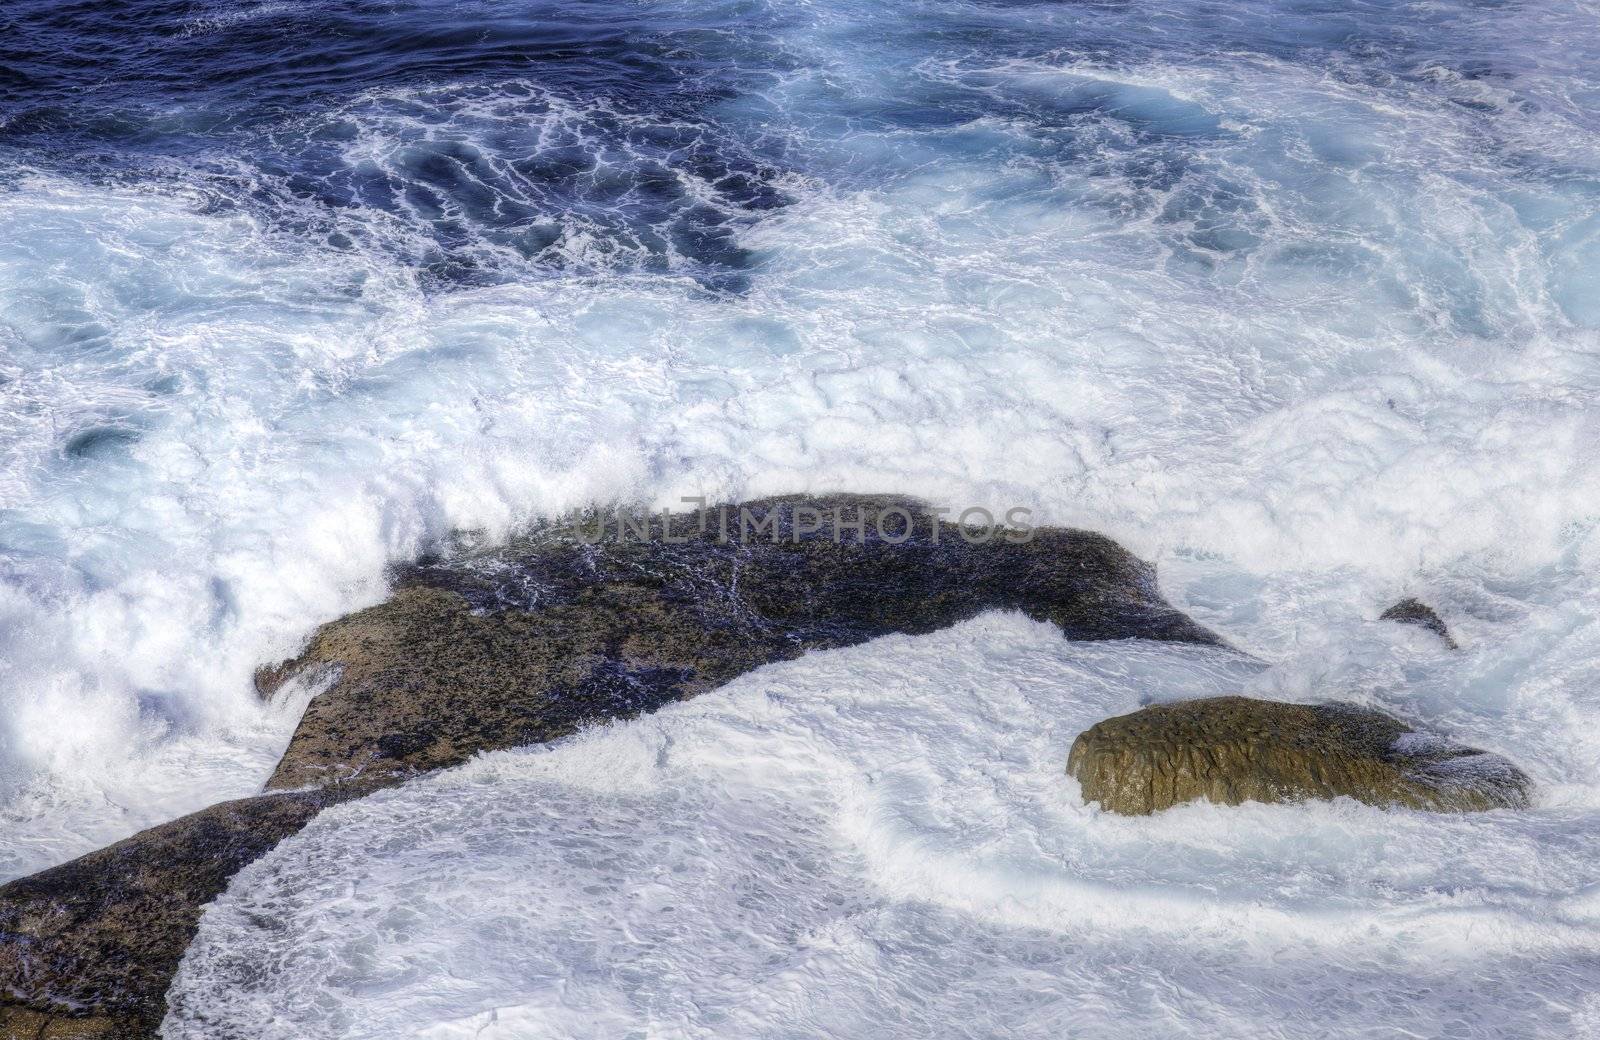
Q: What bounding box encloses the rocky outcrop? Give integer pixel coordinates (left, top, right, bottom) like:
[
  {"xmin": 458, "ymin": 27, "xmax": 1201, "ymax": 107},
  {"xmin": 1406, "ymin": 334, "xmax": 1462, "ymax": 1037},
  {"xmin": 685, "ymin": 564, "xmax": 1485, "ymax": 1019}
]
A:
[
  {"xmin": 1067, "ymin": 695, "xmax": 1530, "ymax": 815},
  {"xmin": 262, "ymin": 495, "xmax": 1221, "ymax": 789},
  {"xmin": 1, "ymin": 495, "xmax": 1220, "ymax": 1038},
  {"xmin": 1379, "ymin": 597, "xmax": 1458, "ymax": 648}
]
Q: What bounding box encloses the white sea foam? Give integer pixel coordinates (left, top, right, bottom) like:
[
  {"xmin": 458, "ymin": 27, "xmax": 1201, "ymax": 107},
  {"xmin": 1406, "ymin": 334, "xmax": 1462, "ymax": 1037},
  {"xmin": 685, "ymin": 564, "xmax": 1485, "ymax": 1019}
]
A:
[
  {"xmin": 163, "ymin": 614, "xmax": 1600, "ymax": 1038},
  {"xmin": 4, "ymin": 37, "xmax": 1600, "ymax": 875},
  {"xmin": 3, "ymin": 0, "xmax": 1600, "ymax": 1030},
  {"xmin": 0, "ymin": 0, "xmax": 1597, "ymax": 908}
]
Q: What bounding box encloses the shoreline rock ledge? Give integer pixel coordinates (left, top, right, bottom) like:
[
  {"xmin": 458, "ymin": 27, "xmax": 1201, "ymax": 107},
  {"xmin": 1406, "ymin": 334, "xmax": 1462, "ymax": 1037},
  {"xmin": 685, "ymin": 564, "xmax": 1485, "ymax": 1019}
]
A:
[
  {"xmin": 1, "ymin": 495, "xmax": 1224, "ymax": 1040},
  {"xmin": 1067, "ymin": 695, "xmax": 1531, "ymax": 815}
]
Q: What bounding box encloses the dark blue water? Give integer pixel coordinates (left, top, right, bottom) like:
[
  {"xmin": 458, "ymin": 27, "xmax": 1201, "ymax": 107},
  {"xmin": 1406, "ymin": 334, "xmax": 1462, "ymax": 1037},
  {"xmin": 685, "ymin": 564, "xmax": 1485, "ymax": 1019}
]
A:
[
  {"xmin": 2, "ymin": 0, "xmax": 808, "ymax": 289},
  {"xmin": 7, "ymin": 0, "xmax": 1591, "ymax": 292}
]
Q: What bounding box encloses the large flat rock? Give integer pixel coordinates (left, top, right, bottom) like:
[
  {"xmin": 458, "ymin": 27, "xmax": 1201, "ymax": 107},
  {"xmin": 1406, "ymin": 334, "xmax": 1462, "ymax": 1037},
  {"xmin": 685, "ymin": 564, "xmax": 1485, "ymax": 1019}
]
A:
[{"xmin": 263, "ymin": 495, "xmax": 1221, "ymax": 790}]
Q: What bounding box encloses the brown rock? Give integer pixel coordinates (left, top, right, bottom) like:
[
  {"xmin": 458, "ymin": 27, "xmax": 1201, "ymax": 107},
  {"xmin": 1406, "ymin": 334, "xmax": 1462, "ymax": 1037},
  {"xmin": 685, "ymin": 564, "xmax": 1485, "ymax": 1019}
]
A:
[
  {"xmin": 0, "ymin": 1006, "xmax": 121, "ymax": 1038},
  {"xmin": 264, "ymin": 494, "xmax": 1223, "ymax": 790},
  {"xmin": 1067, "ymin": 695, "xmax": 1530, "ymax": 814}
]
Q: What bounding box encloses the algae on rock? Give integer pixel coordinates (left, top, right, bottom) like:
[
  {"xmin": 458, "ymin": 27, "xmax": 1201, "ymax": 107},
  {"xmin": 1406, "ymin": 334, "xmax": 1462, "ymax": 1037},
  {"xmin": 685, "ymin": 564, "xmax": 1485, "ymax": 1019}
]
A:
[{"xmin": 1068, "ymin": 695, "xmax": 1530, "ymax": 815}]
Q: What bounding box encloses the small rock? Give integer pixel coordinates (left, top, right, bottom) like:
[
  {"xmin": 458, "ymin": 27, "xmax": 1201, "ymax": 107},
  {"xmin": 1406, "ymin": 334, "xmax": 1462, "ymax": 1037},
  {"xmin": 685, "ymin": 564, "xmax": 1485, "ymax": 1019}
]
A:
[
  {"xmin": 1379, "ymin": 597, "xmax": 1457, "ymax": 648},
  {"xmin": 1067, "ymin": 696, "xmax": 1529, "ymax": 814}
]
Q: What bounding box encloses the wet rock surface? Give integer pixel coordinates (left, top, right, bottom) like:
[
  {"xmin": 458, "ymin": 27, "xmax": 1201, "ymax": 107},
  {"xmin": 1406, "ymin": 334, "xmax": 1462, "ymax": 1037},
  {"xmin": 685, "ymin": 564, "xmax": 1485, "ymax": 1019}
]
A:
[
  {"xmin": 1, "ymin": 495, "xmax": 1220, "ymax": 1038},
  {"xmin": 264, "ymin": 495, "xmax": 1222, "ymax": 790},
  {"xmin": 1068, "ymin": 695, "xmax": 1530, "ymax": 815},
  {"xmin": 1379, "ymin": 597, "xmax": 1458, "ymax": 648},
  {"xmin": 0, "ymin": 784, "xmax": 379, "ymax": 1040}
]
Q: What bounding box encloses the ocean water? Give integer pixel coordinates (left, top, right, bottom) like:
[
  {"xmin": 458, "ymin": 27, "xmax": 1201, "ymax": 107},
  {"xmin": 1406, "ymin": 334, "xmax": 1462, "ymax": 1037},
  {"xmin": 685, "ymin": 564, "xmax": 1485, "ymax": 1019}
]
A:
[
  {"xmin": 165, "ymin": 616, "xmax": 1600, "ymax": 1039},
  {"xmin": 3, "ymin": 0, "xmax": 1600, "ymax": 1031}
]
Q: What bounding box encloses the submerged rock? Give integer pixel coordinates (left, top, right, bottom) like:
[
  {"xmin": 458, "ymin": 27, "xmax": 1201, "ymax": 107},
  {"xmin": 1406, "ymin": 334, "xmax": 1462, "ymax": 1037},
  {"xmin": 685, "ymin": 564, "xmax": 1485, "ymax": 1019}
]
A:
[
  {"xmin": 1, "ymin": 494, "xmax": 1220, "ymax": 1038},
  {"xmin": 1378, "ymin": 597, "xmax": 1458, "ymax": 648},
  {"xmin": 1067, "ymin": 695, "xmax": 1530, "ymax": 815}
]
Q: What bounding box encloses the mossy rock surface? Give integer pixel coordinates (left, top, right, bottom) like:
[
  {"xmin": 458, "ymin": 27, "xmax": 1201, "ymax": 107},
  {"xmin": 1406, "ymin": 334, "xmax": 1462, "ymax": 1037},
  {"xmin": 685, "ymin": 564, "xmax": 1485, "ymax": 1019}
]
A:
[
  {"xmin": 2, "ymin": 494, "xmax": 1220, "ymax": 1038},
  {"xmin": 1067, "ymin": 695, "xmax": 1531, "ymax": 815}
]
